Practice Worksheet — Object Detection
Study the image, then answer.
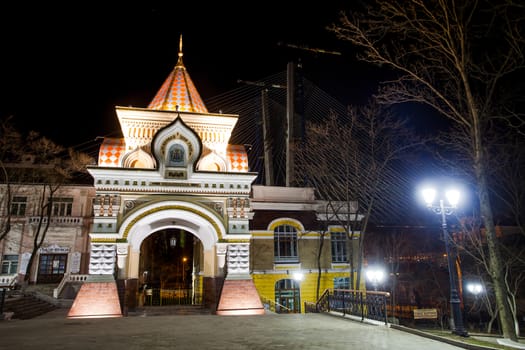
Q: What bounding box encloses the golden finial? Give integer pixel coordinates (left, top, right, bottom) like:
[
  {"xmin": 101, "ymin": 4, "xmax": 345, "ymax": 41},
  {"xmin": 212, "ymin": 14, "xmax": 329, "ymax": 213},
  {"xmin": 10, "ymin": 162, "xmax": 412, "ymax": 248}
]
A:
[{"xmin": 176, "ymin": 34, "xmax": 184, "ymax": 67}]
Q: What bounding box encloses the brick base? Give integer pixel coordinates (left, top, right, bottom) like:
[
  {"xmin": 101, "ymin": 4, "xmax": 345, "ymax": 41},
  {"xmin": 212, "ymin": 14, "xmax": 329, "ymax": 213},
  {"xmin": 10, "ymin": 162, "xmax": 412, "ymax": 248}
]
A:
[
  {"xmin": 216, "ymin": 279, "xmax": 265, "ymax": 316},
  {"xmin": 67, "ymin": 281, "xmax": 122, "ymax": 319}
]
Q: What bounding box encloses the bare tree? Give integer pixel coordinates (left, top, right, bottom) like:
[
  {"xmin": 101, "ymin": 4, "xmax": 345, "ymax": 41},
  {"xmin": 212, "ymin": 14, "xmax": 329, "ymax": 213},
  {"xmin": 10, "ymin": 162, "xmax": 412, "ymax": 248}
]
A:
[
  {"xmin": 367, "ymin": 228, "xmax": 415, "ymax": 315},
  {"xmin": 455, "ymin": 216, "xmax": 499, "ymax": 332},
  {"xmin": 487, "ymin": 133, "xmax": 525, "ymax": 237},
  {"xmin": 295, "ymin": 101, "xmax": 421, "ymax": 290},
  {"xmin": 328, "ymin": 0, "xmax": 524, "ymax": 339},
  {"xmin": 0, "ymin": 117, "xmax": 24, "ymax": 241},
  {"xmin": 457, "ymin": 215, "xmax": 525, "ymax": 335},
  {"xmin": 0, "ymin": 118, "xmax": 93, "ymax": 283}
]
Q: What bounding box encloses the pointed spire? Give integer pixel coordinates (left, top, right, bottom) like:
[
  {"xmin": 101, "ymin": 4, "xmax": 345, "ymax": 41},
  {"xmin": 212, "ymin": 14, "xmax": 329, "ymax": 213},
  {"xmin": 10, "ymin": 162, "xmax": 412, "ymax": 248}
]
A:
[
  {"xmin": 176, "ymin": 34, "xmax": 184, "ymax": 67},
  {"xmin": 147, "ymin": 34, "xmax": 208, "ymax": 113}
]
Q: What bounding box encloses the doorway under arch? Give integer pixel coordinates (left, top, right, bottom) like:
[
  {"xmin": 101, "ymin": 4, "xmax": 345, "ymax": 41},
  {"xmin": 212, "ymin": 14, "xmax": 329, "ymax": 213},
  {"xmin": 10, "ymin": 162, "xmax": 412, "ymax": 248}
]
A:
[
  {"xmin": 139, "ymin": 228, "xmax": 203, "ymax": 306},
  {"xmin": 275, "ymin": 279, "xmax": 301, "ymax": 313}
]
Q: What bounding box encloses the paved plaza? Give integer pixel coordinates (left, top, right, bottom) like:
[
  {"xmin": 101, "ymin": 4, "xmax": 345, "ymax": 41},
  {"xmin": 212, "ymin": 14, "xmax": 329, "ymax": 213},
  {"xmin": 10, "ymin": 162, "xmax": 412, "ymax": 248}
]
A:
[{"xmin": 0, "ymin": 310, "xmax": 466, "ymax": 350}]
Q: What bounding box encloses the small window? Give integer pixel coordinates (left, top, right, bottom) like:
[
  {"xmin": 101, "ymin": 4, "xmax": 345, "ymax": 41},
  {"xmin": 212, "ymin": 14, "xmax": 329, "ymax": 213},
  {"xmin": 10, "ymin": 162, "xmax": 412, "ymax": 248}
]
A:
[
  {"xmin": 1, "ymin": 255, "xmax": 18, "ymax": 274},
  {"xmin": 167, "ymin": 144, "xmax": 185, "ymax": 167},
  {"xmin": 334, "ymin": 277, "xmax": 350, "ymax": 289},
  {"xmin": 52, "ymin": 197, "xmax": 73, "ymax": 217},
  {"xmin": 10, "ymin": 196, "xmax": 27, "ymax": 216}
]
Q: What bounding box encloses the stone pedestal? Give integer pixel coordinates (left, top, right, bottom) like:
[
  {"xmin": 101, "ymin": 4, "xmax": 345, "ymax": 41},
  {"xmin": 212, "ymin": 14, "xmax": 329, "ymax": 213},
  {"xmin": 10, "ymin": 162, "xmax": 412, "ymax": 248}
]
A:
[
  {"xmin": 216, "ymin": 279, "xmax": 265, "ymax": 316},
  {"xmin": 67, "ymin": 275, "xmax": 122, "ymax": 319}
]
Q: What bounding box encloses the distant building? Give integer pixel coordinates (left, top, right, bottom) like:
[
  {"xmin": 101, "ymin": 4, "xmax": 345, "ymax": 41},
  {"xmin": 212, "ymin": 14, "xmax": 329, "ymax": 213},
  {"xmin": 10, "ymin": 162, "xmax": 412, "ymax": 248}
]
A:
[{"xmin": 0, "ymin": 183, "xmax": 94, "ymax": 283}]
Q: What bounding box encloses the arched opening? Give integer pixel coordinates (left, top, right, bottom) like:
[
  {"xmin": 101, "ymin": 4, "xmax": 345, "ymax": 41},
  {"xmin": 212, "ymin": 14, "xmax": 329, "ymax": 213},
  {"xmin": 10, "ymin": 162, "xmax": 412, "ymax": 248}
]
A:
[
  {"xmin": 139, "ymin": 228, "xmax": 204, "ymax": 306},
  {"xmin": 275, "ymin": 279, "xmax": 301, "ymax": 313}
]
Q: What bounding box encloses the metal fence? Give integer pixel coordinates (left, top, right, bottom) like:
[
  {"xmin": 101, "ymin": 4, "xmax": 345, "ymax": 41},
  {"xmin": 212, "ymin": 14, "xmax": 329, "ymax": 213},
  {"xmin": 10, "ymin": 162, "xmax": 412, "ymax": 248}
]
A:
[
  {"xmin": 314, "ymin": 289, "xmax": 390, "ymax": 324},
  {"xmin": 144, "ymin": 288, "xmax": 193, "ymax": 306}
]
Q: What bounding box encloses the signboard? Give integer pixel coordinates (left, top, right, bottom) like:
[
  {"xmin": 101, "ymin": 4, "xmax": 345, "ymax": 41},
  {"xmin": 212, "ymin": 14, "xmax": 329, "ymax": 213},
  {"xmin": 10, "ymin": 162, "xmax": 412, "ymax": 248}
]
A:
[
  {"xmin": 70, "ymin": 252, "xmax": 81, "ymax": 274},
  {"xmin": 413, "ymin": 308, "xmax": 438, "ymax": 319},
  {"xmin": 39, "ymin": 244, "xmax": 69, "ymax": 254},
  {"xmin": 19, "ymin": 252, "xmax": 31, "ymax": 274}
]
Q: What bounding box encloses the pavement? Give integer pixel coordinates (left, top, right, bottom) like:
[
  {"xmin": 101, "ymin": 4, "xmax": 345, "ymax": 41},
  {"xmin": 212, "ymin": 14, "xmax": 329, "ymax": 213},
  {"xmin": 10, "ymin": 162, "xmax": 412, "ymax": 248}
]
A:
[{"xmin": 0, "ymin": 308, "xmax": 472, "ymax": 350}]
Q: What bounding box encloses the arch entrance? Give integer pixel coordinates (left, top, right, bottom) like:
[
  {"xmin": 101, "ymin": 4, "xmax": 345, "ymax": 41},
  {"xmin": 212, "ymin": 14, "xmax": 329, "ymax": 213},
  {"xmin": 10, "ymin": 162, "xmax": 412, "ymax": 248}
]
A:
[
  {"xmin": 140, "ymin": 229, "xmax": 201, "ymax": 306},
  {"xmin": 114, "ymin": 201, "xmax": 228, "ymax": 310}
]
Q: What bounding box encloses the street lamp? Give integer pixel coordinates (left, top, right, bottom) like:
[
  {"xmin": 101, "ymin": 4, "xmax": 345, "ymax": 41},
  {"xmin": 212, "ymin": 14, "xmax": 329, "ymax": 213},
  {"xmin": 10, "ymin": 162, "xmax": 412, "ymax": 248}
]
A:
[
  {"xmin": 366, "ymin": 267, "xmax": 385, "ymax": 291},
  {"xmin": 466, "ymin": 282, "xmax": 483, "ymax": 296},
  {"xmin": 422, "ymin": 187, "xmax": 469, "ymax": 337},
  {"xmin": 466, "ymin": 282, "xmax": 484, "ymax": 331}
]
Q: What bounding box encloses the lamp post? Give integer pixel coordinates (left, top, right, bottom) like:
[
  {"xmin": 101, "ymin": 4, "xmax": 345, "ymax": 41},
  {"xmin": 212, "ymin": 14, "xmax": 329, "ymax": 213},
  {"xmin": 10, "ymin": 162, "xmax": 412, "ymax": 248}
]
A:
[
  {"xmin": 422, "ymin": 188, "xmax": 469, "ymax": 337},
  {"xmin": 366, "ymin": 267, "xmax": 385, "ymax": 291}
]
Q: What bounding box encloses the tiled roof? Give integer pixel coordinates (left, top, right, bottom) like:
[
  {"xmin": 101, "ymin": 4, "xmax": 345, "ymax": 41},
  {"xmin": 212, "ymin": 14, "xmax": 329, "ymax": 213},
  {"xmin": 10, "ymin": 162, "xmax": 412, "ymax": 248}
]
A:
[
  {"xmin": 147, "ymin": 35, "xmax": 208, "ymax": 113},
  {"xmin": 98, "ymin": 138, "xmax": 126, "ymax": 167},
  {"xmin": 227, "ymin": 144, "xmax": 249, "ymax": 172}
]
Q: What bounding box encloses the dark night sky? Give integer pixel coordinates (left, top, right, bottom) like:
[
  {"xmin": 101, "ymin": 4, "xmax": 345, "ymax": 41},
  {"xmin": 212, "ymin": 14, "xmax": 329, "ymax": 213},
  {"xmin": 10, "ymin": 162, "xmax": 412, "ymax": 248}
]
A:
[{"xmin": 0, "ymin": 2, "xmax": 387, "ymax": 148}]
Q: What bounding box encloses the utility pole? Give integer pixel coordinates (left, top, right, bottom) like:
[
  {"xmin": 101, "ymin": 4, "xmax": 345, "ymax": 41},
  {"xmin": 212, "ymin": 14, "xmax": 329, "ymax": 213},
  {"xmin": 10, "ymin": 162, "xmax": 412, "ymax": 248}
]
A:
[
  {"xmin": 261, "ymin": 89, "xmax": 274, "ymax": 186},
  {"xmin": 281, "ymin": 43, "xmax": 341, "ymax": 187},
  {"xmin": 237, "ymin": 80, "xmax": 286, "ymax": 186},
  {"xmin": 286, "ymin": 61, "xmax": 295, "ymax": 187}
]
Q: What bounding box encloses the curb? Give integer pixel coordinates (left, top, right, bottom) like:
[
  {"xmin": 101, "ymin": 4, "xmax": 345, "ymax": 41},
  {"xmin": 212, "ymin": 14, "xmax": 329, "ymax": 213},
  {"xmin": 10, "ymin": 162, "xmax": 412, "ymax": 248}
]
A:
[{"xmin": 389, "ymin": 324, "xmax": 499, "ymax": 350}]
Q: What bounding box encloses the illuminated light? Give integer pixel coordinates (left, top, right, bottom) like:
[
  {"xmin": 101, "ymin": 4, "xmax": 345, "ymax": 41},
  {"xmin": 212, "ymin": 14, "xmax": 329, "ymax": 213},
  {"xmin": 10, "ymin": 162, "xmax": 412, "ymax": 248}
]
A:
[
  {"xmin": 446, "ymin": 189, "xmax": 460, "ymax": 207},
  {"xmin": 366, "ymin": 268, "xmax": 385, "ymax": 284},
  {"xmin": 466, "ymin": 282, "xmax": 483, "ymax": 295},
  {"xmin": 422, "ymin": 188, "xmax": 436, "ymax": 206},
  {"xmin": 292, "ymin": 272, "xmax": 304, "ymax": 281}
]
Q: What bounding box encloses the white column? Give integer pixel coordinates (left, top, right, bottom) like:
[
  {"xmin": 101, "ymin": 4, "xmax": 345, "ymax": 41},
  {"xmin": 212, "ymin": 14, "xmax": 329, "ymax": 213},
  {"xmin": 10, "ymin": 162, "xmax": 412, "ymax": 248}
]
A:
[{"xmin": 116, "ymin": 243, "xmax": 129, "ymax": 278}]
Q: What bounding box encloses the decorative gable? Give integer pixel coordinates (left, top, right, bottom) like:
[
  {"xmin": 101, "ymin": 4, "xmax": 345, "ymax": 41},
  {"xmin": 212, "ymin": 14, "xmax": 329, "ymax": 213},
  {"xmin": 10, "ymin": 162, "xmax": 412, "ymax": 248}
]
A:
[{"xmin": 152, "ymin": 116, "xmax": 201, "ymax": 179}]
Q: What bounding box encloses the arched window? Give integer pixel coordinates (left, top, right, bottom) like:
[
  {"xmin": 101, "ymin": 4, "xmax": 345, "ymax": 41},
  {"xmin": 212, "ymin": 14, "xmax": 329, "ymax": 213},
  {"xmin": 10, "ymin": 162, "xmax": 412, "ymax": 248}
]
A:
[
  {"xmin": 275, "ymin": 279, "xmax": 301, "ymax": 313},
  {"xmin": 167, "ymin": 144, "xmax": 185, "ymax": 167},
  {"xmin": 274, "ymin": 224, "xmax": 298, "ymax": 263}
]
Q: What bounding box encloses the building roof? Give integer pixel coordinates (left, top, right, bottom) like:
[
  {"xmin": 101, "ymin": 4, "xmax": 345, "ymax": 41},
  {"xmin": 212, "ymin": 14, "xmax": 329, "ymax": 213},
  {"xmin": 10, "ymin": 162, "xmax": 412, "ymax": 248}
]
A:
[{"xmin": 147, "ymin": 35, "xmax": 208, "ymax": 113}]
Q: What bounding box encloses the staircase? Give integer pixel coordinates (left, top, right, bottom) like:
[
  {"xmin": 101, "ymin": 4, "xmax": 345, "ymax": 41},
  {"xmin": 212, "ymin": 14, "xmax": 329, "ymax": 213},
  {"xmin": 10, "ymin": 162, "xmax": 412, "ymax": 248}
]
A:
[
  {"xmin": 3, "ymin": 294, "xmax": 58, "ymax": 320},
  {"xmin": 136, "ymin": 305, "xmax": 213, "ymax": 316}
]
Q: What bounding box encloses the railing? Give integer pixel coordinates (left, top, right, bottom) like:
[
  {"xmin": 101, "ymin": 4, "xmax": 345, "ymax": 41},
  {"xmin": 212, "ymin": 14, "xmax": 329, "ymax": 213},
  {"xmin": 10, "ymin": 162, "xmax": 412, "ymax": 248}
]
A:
[
  {"xmin": 143, "ymin": 288, "xmax": 193, "ymax": 306},
  {"xmin": 53, "ymin": 273, "xmax": 89, "ymax": 298},
  {"xmin": 316, "ymin": 288, "xmax": 390, "ymax": 324},
  {"xmin": 28, "ymin": 216, "xmax": 83, "ymax": 226},
  {"xmin": 260, "ymin": 296, "xmax": 292, "ymax": 313},
  {"xmin": 0, "ymin": 274, "xmax": 18, "ymax": 288}
]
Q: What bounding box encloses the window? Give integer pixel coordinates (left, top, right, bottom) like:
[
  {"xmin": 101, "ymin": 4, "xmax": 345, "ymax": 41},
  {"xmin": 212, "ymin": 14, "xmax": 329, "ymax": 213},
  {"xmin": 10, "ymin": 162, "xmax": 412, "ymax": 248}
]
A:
[
  {"xmin": 52, "ymin": 197, "xmax": 73, "ymax": 216},
  {"xmin": 167, "ymin": 144, "xmax": 185, "ymax": 167},
  {"xmin": 274, "ymin": 224, "xmax": 298, "ymax": 263},
  {"xmin": 1, "ymin": 255, "xmax": 19, "ymax": 274},
  {"xmin": 331, "ymin": 232, "xmax": 348, "ymax": 263},
  {"xmin": 334, "ymin": 277, "xmax": 350, "ymax": 289},
  {"xmin": 38, "ymin": 254, "xmax": 67, "ymax": 275},
  {"xmin": 10, "ymin": 196, "xmax": 27, "ymax": 216}
]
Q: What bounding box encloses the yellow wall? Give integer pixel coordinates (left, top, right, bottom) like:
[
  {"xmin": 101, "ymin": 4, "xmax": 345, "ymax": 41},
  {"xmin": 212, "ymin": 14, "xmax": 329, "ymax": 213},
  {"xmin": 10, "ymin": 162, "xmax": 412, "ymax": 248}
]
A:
[{"xmin": 252, "ymin": 271, "xmax": 355, "ymax": 313}]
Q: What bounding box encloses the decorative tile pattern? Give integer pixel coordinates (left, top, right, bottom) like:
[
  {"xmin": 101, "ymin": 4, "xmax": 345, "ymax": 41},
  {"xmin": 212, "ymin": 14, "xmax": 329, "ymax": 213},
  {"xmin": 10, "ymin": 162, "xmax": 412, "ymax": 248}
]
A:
[
  {"xmin": 147, "ymin": 63, "xmax": 208, "ymax": 113},
  {"xmin": 98, "ymin": 138, "xmax": 126, "ymax": 167},
  {"xmin": 227, "ymin": 144, "xmax": 249, "ymax": 172}
]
